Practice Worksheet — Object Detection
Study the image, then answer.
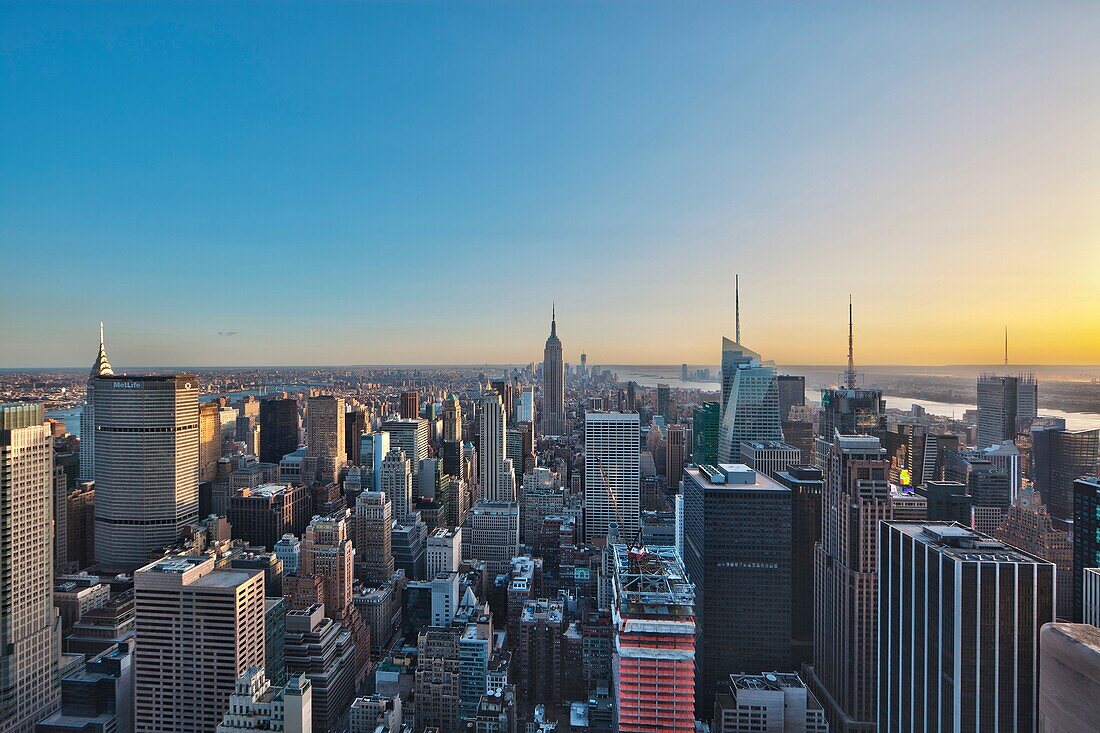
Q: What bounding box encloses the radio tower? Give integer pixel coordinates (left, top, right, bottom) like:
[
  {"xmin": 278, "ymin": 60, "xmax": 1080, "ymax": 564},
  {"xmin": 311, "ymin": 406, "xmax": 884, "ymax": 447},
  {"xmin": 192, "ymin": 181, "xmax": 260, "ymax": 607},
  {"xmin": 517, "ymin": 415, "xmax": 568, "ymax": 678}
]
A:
[
  {"xmin": 844, "ymin": 296, "xmax": 857, "ymax": 389},
  {"xmin": 735, "ymin": 274, "xmax": 740, "ymax": 344}
]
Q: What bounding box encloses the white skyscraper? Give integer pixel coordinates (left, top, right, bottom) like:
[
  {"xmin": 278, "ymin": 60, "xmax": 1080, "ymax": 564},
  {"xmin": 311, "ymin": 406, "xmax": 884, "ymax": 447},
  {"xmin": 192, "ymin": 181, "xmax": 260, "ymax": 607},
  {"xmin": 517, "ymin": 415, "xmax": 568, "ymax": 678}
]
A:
[
  {"xmin": 584, "ymin": 411, "xmax": 641, "ymax": 544},
  {"xmin": 0, "ymin": 402, "xmax": 61, "ymax": 732},
  {"xmin": 380, "ymin": 448, "xmax": 413, "ymax": 522},
  {"xmin": 478, "ymin": 391, "xmax": 512, "ymax": 502}
]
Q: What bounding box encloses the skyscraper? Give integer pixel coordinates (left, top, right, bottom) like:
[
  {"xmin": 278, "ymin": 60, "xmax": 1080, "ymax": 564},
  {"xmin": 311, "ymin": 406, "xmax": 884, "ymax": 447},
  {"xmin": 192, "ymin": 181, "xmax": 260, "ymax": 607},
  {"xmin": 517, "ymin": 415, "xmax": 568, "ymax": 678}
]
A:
[
  {"xmin": 93, "ymin": 374, "xmax": 199, "ymax": 567},
  {"xmin": 380, "ymin": 448, "xmax": 413, "ymax": 523},
  {"xmin": 198, "ymin": 401, "xmax": 221, "ymax": 483},
  {"xmin": 0, "ymin": 402, "xmax": 61, "ymax": 732},
  {"xmin": 259, "ymin": 398, "xmax": 300, "ymax": 465},
  {"xmin": 656, "ymin": 383, "xmax": 671, "ymax": 422},
  {"xmin": 610, "ymin": 543, "xmax": 696, "ymax": 733},
  {"xmin": 665, "ymin": 424, "xmax": 686, "ymax": 491},
  {"xmin": 134, "ymin": 555, "xmax": 266, "ymax": 733},
  {"xmin": 399, "ymin": 391, "xmax": 419, "ymax": 420},
  {"xmin": 774, "ymin": 464, "xmax": 824, "ymax": 669},
  {"xmin": 442, "ymin": 394, "xmax": 462, "ymax": 443},
  {"xmin": 682, "ymin": 464, "xmax": 791, "ymax": 713},
  {"xmin": 540, "ymin": 306, "xmax": 566, "ymax": 437},
  {"xmin": 994, "ymin": 483, "xmax": 1074, "ymax": 619},
  {"xmin": 583, "ymin": 411, "xmax": 641, "ymax": 544},
  {"xmin": 306, "ymin": 396, "xmax": 345, "ymax": 485},
  {"xmin": 777, "ymin": 374, "xmax": 805, "ymax": 421},
  {"xmin": 717, "ymin": 338, "xmax": 782, "ymax": 464},
  {"xmin": 878, "ymin": 523, "xmax": 1055, "ymax": 732},
  {"xmin": 358, "ymin": 430, "xmax": 390, "ymax": 493},
  {"xmin": 353, "ymin": 490, "xmax": 395, "ymax": 585},
  {"xmin": 79, "ymin": 323, "xmax": 113, "ymax": 482},
  {"xmin": 300, "ymin": 514, "xmax": 355, "ymax": 624},
  {"xmin": 1072, "ymin": 477, "xmax": 1100, "ymax": 622},
  {"xmin": 977, "ymin": 338, "xmax": 1037, "ymax": 449},
  {"xmin": 478, "ymin": 391, "xmax": 512, "ymax": 502},
  {"xmin": 1033, "ymin": 427, "xmax": 1099, "ymax": 534},
  {"xmin": 805, "ymin": 433, "xmax": 890, "ymax": 733},
  {"xmin": 379, "ymin": 418, "xmax": 429, "ymax": 477},
  {"xmin": 816, "ymin": 303, "xmax": 886, "ymax": 460},
  {"xmin": 691, "ymin": 402, "xmax": 720, "ymax": 466}
]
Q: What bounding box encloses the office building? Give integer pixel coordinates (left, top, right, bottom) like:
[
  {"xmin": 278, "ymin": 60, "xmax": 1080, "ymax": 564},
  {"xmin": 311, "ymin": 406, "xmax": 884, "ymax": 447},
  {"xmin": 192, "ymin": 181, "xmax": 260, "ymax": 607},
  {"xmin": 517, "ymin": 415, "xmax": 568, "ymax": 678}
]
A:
[
  {"xmin": 427, "ymin": 527, "xmax": 461, "ymax": 578},
  {"xmin": 515, "ymin": 598, "xmax": 565, "ymax": 706},
  {"xmin": 774, "ymin": 465, "xmax": 825, "ymax": 669},
  {"xmin": 415, "ymin": 627, "xmax": 461, "ymax": 733},
  {"xmin": 739, "ymin": 439, "xmax": 801, "ymax": 479},
  {"xmin": 305, "ymin": 396, "xmax": 345, "ymax": 485},
  {"xmin": 391, "ymin": 517, "xmax": 427, "ymax": 580},
  {"xmin": 300, "ymin": 514, "xmax": 354, "ymax": 623},
  {"xmin": 274, "ymin": 534, "xmax": 301, "ymax": 575},
  {"xmin": 92, "ymin": 374, "xmax": 199, "ymax": 567},
  {"xmin": 516, "ymin": 390, "xmax": 534, "ymax": 426},
  {"xmin": 777, "ymin": 374, "xmax": 806, "ymax": 421},
  {"xmin": 656, "ymin": 383, "xmax": 671, "ymax": 422},
  {"xmin": 380, "ymin": 448, "xmax": 413, "ymax": 522},
  {"xmin": 717, "ymin": 338, "xmax": 783, "ymax": 464},
  {"xmin": 459, "ymin": 611, "xmax": 494, "ymax": 715},
  {"xmin": 215, "ymin": 668, "xmax": 312, "ymax": 733},
  {"xmin": 1038, "ymin": 623, "xmax": 1100, "ymax": 733},
  {"xmin": 352, "ymin": 490, "xmax": 395, "ymax": 584},
  {"xmin": 34, "ymin": 645, "xmax": 133, "ymax": 733},
  {"xmin": 1085, "ymin": 567, "xmax": 1100, "ymax": 627},
  {"xmin": 358, "ymin": 431, "xmax": 390, "ymax": 494},
  {"xmin": 692, "ymin": 402, "xmax": 720, "ymax": 466},
  {"xmin": 0, "ymin": 403, "xmax": 61, "ymax": 731},
  {"xmin": 878, "ymin": 523, "xmax": 1055, "ymax": 732},
  {"xmin": 227, "ymin": 483, "xmax": 312, "ymax": 551},
  {"xmin": 199, "ymin": 401, "xmax": 222, "ymax": 483},
  {"xmin": 916, "ymin": 481, "xmax": 972, "ymax": 525},
  {"xmin": 977, "ymin": 371, "xmax": 1037, "ymax": 450},
  {"xmin": 805, "ymin": 434, "xmax": 890, "ymax": 733},
  {"xmin": 666, "ymin": 424, "xmax": 686, "ymax": 490},
  {"xmin": 713, "ymin": 672, "xmax": 828, "ymax": 733},
  {"xmin": 284, "ymin": 605, "xmax": 358, "ymax": 733},
  {"xmin": 259, "ymin": 399, "xmax": 299, "ymax": 465},
  {"xmin": 816, "ymin": 308, "xmax": 886, "ymax": 451},
  {"xmin": 349, "ymin": 694, "xmax": 402, "ymax": 733},
  {"xmin": 994, "ymin": 483, "xmax": 1073, "ymax": 618},
  {"xmin": 584, "ymin": 411, "xmax": 641, "ymax": 544},
  {"xmin": 541, "ymin": 307, "xmax": 566, "ymax": 436},
  {"xmin": 1034, "ymin": 428, "xmax": 1099, "ymax": 534},
  {"xmin": 1073, "ymin": 477, "xmax": 1100, "ymax": 621},
  {"xmin": 379, "ymin": 418, "xmax": 429, "ymax": 476},
  {"xmin": 133, "ymin": 555, "xmax": 266, "ymax": 733},
  {"xmin": 400, "ymin": 391, "xmax": 419, "ymax": 420},
  {"xmin": 442, "ymin": 395, "xmax": 462, "ymax": 443},
  {"xmin": 461, "ymin": 501, "xmax": 519, "ymax": 577},
  {"xmin": 682, "ymin": 464, "xmax": 791, "ymax": 712},
  {"xmin": 79, "ymin": 324, "xmax": 113, "ymax": 481},
  {"xmin": 610, "ymin": 543, "xmax": 696, "ymax": 733},
  {"xmin": 478, "ymin": 391, "xmax": 512, "ymax": 502},
  {"xmin": 984, "ymin": 439, "xmax": 1022, "ymax": 500}
]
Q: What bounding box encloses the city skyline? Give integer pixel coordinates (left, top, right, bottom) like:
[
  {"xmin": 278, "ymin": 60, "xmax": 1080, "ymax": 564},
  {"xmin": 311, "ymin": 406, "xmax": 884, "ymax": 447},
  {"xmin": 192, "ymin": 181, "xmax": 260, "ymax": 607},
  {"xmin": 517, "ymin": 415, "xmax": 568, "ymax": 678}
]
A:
[{"xmin": 3, "ymin": 2, "xmax": 1099, "ymax": 367}]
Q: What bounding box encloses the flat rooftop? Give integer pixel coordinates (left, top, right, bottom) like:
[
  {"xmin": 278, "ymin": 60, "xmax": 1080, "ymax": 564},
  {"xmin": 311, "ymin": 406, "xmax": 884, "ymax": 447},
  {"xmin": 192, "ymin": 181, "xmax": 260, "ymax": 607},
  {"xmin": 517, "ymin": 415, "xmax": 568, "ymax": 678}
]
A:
[{"xmin": 889, "ymin": 522, "xmax": 1052, "ymax": 565}]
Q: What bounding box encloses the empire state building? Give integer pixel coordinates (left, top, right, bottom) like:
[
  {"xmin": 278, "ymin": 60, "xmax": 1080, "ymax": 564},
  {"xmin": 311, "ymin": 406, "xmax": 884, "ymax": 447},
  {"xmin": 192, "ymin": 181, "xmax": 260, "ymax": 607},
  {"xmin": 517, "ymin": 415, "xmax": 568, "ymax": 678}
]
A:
[{"xmin": 541, "ymin": 306, "xmax": 566, "ymax": 436}]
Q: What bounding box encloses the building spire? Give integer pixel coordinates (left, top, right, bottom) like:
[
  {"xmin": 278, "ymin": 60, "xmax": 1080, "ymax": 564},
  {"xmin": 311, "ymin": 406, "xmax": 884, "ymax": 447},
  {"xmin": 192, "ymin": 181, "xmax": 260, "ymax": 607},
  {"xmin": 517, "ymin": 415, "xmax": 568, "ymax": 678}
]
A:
[
  {"xmin": 845, "ymin": 296, "xmax": 857, "ymax": 389},
  {"xmin": 1004, "ymin": 325, "xmax": 1009, "ymax": 375},
  {"xmin": 735, "ymin": 274, "xmax": 740, "ymax": 344},
  {"xmin": 92, "ymin": 321, "xmax": 114, "ymax": 378}
]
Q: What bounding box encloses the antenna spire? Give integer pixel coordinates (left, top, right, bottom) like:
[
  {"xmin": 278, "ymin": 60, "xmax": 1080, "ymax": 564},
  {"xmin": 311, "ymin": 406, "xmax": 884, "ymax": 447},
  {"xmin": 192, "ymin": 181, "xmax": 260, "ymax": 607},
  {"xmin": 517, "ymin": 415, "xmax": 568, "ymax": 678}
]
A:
[
  {"xmin": 1004, "ymin": 325, "xmax": 1009, "ymax": 374},
  {"xmin": 100, "ymin": 321, "xmax": 104, "ymax": 347},
  {"xmin": 735, "ymin": 274, "xmax": 740, "ymax": 344},
  {"xmin": 845, "ymin": 296, "xmax": 857, "ymax": 389}
]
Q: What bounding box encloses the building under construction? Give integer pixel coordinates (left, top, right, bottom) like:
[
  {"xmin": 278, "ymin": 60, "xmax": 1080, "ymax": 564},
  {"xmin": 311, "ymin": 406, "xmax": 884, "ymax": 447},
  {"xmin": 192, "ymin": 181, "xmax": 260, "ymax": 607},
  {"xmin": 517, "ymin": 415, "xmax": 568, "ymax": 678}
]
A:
[{"xmin": 610, "ymin": 543, "xmax": 696, "ymax": 733}]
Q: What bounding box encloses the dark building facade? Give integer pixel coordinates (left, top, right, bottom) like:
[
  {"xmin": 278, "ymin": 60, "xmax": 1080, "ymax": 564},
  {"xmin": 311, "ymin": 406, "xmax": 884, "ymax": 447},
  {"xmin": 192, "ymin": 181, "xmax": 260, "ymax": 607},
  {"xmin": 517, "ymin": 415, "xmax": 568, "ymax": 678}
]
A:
[
  {"xmin": 777, "ymin": 374, "xmax": 805, "ymax": 421},
  {"xmin": 1072, "ymin": 477, "xmax": 1100, "ymax": 622},
  {"xmin": 1034, "ymin": 428, "xmax": 1099, "ymax": 534},
  {"xmin": 259, "ymin": 398, "xmax": 299, "ymax": 465},
  {"xmin": 226, "ymin": 483, "xmax": 312, "ymax": 551},
  {"xmin": 682, "ymin": 463, "xmax": 791, "ymax": 715},
  {"xmin": 879, "ymin": 522, "xmax": 1055, "ymax": 732},
  {"xmin": 774, "ymin": 465, "xmax": 823, "ymax": 669}
]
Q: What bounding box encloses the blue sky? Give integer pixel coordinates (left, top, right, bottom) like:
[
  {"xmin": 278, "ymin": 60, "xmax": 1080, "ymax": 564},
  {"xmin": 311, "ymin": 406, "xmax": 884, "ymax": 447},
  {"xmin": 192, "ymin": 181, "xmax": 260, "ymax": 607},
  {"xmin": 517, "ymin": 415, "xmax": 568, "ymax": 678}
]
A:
[{"xmin": 2, "ymin": 1, "xmax": 1098, "ymax": 367}]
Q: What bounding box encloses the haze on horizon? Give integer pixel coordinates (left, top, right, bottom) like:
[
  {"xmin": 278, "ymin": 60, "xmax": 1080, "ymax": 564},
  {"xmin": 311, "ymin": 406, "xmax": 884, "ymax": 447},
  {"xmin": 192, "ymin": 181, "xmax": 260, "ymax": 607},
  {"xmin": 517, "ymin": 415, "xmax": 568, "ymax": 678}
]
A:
[{"xmin": 2, "ymin": 2, "xmax": 1098, "ymax": 369}]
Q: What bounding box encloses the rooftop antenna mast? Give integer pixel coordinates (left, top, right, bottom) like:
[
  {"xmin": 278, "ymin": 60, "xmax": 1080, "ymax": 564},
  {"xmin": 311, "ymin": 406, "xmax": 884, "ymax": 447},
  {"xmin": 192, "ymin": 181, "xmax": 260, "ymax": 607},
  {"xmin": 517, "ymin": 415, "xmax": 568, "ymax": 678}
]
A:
[
  {"xmin": 845, "ymin": 296, "xmax": 857, "ymax": 389},
  {"xmin": 735, "ymin": 274, "xmax": 740, "ymax": 344},
  {"xmin": 1004, "ymin": 325, "xmax": 1009, "ymax": 376}
]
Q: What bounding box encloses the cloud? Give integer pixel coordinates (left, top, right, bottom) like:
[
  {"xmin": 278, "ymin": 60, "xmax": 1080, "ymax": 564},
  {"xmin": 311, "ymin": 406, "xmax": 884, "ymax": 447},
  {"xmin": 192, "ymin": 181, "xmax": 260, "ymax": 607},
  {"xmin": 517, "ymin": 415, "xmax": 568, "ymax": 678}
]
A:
[{"xmin": 217, "ymin": 331, "xmax": 240, "ymax": 337}]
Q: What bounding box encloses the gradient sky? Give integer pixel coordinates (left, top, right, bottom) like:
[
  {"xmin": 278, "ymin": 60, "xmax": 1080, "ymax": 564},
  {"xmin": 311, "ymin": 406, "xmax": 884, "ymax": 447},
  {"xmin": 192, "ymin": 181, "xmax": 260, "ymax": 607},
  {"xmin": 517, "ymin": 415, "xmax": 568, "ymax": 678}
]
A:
[{"xmin": 2, "ymin": 1, "xmax": 1098, "ymax": 368}]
